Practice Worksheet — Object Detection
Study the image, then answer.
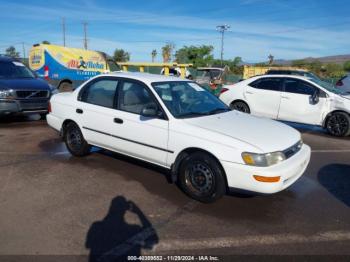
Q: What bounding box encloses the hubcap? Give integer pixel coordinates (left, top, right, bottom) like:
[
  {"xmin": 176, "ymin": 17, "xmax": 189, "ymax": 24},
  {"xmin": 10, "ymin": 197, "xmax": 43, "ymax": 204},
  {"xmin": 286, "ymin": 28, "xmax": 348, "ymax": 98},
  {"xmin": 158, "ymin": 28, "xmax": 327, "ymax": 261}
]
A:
[
  {"xmin": 233, "ymin": 103, "xmax": 248, "ymax": 113},
  {"xmin": 185, "ymin": 162, "xmax": 214, "ymax": 196},
  {"xmin": 67, "ymin": 128, "xmax": 82, "ymax": 151},
  {"xmin": 328, "ymin": 115, "xmax": 349, "ymax": 136}
]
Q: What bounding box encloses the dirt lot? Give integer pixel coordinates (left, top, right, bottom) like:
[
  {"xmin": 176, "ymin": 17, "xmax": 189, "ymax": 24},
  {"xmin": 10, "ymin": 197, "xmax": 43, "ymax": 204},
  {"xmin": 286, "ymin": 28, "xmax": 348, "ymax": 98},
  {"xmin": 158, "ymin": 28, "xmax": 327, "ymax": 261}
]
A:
[{"xmin": 0, "ymin": 116, "xmax": 349, "ymax": 260}]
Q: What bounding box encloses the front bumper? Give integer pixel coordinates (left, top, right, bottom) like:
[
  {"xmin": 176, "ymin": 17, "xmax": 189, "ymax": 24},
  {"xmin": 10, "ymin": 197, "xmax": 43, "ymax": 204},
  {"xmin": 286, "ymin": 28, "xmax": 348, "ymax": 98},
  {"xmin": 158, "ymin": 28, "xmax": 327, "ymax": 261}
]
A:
[
  {"xmin": 221, "ymin": 144, "xmax": 311, "ymax": 194},
  {"xmin": 0, "ymin": 99, "xmax": 49, "ymax": 115}
]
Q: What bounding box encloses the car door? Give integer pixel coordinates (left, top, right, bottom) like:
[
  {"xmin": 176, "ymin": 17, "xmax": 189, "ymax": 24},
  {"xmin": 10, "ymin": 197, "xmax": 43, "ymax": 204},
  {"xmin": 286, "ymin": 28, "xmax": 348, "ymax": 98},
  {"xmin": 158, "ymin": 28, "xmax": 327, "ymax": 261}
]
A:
[
  {"xmin": 75, "ymin": 77, "xmax": 123, "ymax": 150},
  {"xmin": 113, "ymin": 79, "xmax": 169, "ymax": 166},
  {"xmin": 245, "ymin": 77, "xmax": 282, "ymax": 119},
  {"xmin": 277, "ymin": 78, "xmax": 327, "ymax": 125}
]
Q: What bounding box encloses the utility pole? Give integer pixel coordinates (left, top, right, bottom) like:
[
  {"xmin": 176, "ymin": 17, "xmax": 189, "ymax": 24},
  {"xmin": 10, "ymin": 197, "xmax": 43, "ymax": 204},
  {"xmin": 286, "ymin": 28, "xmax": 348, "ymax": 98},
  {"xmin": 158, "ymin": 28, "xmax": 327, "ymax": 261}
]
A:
[
  {"xmin": 62, "ymin": 17, "xmax": 66, "ymax": 47},
  {"xmin": 22, "ymin": 42, "xmax": 26, "ymax": 63},
  {"xmin": 216, "ymin": 24, "xmax": 230, "ymax": 66},
  {"xmin": 83, "ymin": 22, "xmax": 88, "ymax": 50}
]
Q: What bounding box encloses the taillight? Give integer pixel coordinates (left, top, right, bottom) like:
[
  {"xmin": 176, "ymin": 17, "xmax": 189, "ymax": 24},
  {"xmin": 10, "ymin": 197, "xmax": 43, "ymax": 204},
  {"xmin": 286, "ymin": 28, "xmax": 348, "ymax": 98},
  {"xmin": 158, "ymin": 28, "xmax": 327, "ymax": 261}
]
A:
[
  {"xmin": 220, "ymin": 88, "xmax": 229, "ymax": 95},
  {"xmin": 48, "ymin": 102, "xmax": 51, "ymax": 113},
  {"xmin": 44, "ymin": 65, "xmax": 49, "ymax": 80},
  {"xmin": 336, "ymin": 80, "xmax": 343, "ymax": 87}
]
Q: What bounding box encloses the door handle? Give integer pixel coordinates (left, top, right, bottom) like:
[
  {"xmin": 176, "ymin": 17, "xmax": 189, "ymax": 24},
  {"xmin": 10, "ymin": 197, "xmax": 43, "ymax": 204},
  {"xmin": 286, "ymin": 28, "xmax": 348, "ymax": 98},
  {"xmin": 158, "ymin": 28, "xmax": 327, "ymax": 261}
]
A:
[
  {"xmin": 281, "ymin": 96, "xmax": 290, "ymax": 100},
  {"xmin": 246, "ymin": 91, "xmax": 254, "ymax": 94},
  {"xmin": 76, "ymin": 108, "xmax": 83, "ymax": 114},
  {"xmin": 114, "ymin": 118, "xmax": 123, "ymax": 124}
]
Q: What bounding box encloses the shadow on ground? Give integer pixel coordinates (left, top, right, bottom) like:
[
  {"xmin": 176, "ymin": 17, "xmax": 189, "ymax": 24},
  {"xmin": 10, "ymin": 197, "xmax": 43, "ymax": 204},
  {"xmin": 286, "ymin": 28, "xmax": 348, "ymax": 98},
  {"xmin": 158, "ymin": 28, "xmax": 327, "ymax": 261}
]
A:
[
  {"xmin": 318, "ymin": 164, "xmax": 350, "ymax": 207},
  {"xmin": 86, "ymin": 196, "xmax": 158, "ymax": 262}
]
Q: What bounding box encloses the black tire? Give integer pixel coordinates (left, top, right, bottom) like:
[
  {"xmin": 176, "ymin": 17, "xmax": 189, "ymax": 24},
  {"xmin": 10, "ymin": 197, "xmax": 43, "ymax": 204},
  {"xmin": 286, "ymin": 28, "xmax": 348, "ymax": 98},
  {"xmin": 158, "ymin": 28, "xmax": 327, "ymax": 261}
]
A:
[
  {"xmin": 64, "ymin": 122, "xmax": 91, "ymax": 156},
  {"xmin": 40, "ymin": 113, "xmax": 47, "ymax": 120},
  {"xmin": 326, "ymin": 112, "xmax": 350, "ymax": 137},
  {"xmin": 178, "ymin": 152, "xmax": 226, "ymax": 203},
  {"xmin": 58, "ymin": 82, "xmax": 73, "ymax": 92},
  {"xmin": 230, "ymin": 101, "xmax": 250, "ymax": 114}
]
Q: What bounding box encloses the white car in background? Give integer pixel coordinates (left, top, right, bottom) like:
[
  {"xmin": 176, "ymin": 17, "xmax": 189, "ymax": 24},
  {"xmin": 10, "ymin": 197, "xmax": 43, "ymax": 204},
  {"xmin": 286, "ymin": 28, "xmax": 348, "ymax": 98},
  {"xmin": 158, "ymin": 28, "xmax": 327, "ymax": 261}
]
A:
[
  {"xmin": 47, "ymin": 72, "xmax": 310, "ymax": 203},
  {"xmin": 220, "ymin": 75, "xmax": 350, "ymax": 137}
]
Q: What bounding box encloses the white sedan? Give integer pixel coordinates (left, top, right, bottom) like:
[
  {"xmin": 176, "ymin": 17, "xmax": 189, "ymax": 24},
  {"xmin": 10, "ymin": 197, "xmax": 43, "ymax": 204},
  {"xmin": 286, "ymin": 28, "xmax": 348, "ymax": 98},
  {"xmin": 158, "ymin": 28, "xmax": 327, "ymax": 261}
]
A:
[
  {"xmin": 47, "ymin": 72, "xmax": 311, "ymax": 203},
  {"xmin": 220, "ymin": 75, "xmax": 350, "ymax": 137}
]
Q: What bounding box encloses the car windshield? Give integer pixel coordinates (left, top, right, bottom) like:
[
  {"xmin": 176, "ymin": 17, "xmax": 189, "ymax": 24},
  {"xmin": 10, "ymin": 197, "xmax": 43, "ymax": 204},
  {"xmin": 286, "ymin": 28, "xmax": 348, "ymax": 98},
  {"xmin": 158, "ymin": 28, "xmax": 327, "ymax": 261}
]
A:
[
  {"xmin": 152, "ymin": 81, "xmax": 230, "ymax": 118},
  {"xmin": 198, "ymin": 69, "xmax": 222, "ymax": 79},
  {"xmin": 310, "ymin": 78, "xmax": 347, "ymax": 95},
  {"xmin": 0, "ymin": 61, "xmax": 35, "ymax": 79},
  {"xmin": 304, "ymin": 72, "xmax": 321, "ymax": 81}
]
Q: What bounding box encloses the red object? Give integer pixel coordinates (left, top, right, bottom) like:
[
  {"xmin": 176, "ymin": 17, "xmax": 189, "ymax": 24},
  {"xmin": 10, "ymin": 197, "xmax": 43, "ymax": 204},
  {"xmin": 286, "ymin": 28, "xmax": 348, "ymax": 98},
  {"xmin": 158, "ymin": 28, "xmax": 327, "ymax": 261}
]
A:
[
  {"xmin": 220, "ymin": 87, "xmax": 229, "ymax": 95},
  {"xmin": 336, "ymin": 80, "xmax": 343, "ymax": 87},
  {"xmin": 44, "ymin": 65, "xmax": 49, "ymax": 80},
  {"xmin": 48, "ymin": 102, "xmax": 51, "ymax": 113}
]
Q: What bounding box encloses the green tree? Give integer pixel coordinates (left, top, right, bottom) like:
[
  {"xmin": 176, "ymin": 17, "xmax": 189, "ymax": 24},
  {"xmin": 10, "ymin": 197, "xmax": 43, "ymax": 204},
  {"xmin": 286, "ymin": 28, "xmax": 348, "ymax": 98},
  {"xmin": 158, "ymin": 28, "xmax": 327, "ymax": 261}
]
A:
[
  {"xmin": 232, "ymin": 56, "xmax": 242, "ymax": 67},
  {"xmin": 42, "ymin": 40, "xmax": 51, "ymax": 44},
  {"xmin": 343, "ymin": 61, "xmax": 350, "ymax": 72},
  {"xmin": 151, "ymin": 49, "xmax": 157, "ymax": 63},
  {"xmin": 175, "ymin": 45, "xmax": 214, "ymax": 67},
  {"xmin": 113, "ymin": 49, "xmax": 130, "ymax": 62},
  {"xmin": 5, "ymin": 46, "xmax": 20, "ymax": 58},
  {"xmin": 162, "ymin": 43, "xmax": 175, "ymax": 63},
  {"xmin": 324, "ymin": 63, "xmax": 345, "ymax": 78}
]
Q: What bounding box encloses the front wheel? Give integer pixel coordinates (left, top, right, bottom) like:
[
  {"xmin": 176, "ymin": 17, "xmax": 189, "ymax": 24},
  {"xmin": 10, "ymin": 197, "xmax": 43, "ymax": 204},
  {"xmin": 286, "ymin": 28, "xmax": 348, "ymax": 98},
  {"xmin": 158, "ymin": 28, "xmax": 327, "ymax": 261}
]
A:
[
  {"xmin": 326, "ymin": 112, "xmax": 350, "ymax": 137},
  {"xmin": 178, "ymin": 152, "xmax": 226, "ymax": 203},
  {"xmin": 230, "ymin": 101, "xmax": 250, "ymax": 114},
  {"xmin": 64, "ymin": 122, "xmax": 91, "ymax": 156}
]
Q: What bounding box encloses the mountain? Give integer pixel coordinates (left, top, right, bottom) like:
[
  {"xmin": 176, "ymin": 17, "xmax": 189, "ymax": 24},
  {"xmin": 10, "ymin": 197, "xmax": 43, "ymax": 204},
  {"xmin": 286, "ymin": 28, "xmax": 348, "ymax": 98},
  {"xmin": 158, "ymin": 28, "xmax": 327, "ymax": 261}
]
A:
[{"xmin": 258, "ymin": 54, "xmax": 350, "ymax": 66}]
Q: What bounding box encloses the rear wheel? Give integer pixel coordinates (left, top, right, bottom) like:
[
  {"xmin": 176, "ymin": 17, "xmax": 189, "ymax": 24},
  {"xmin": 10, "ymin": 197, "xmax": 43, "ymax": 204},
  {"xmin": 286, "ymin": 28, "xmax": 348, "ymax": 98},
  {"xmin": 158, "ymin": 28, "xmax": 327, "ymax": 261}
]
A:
[
  {"xmin": 326, "ymin": 112, "xmax": 350, "ymax": 137},
  {"xmin": 64, "ymin": 122, "xmax": 91, "ymax": 156},
  {"xmin": 58, "ymin": 81, "xmax": 73, "ymax": 92},
  {"xmin": 230, "ymin": 101, "xmax": 250, "ymax": 114},
  {"xmin": 178, "ymin": 152, "xmax": 226, "ymax": 203}
]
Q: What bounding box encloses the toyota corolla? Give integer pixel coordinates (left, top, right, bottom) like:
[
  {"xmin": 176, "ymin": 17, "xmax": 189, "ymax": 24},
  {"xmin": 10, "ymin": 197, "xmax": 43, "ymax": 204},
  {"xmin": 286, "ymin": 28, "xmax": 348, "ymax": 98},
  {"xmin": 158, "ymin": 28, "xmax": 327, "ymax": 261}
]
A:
[{"xmin": 47, "ymin": 72, "xmax": 311, "ymax": 203}]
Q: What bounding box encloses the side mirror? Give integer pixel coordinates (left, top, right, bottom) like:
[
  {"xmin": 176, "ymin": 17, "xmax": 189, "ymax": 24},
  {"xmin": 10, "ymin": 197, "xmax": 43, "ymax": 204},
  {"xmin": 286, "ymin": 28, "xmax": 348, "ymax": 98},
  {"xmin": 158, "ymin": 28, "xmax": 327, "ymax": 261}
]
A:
[
  {"xmin": 309, "ymin": 90, "xmax": 320, "ymax": 105},
  {"xmin": 141, "ymin": 105, "xmax": 158, "ymax": 118}
]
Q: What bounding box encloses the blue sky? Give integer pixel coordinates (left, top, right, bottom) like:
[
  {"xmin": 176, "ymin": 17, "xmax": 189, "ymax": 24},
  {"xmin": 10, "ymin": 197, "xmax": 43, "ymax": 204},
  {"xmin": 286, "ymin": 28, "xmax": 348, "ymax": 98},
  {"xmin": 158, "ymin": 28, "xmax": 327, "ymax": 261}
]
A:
[{"xmin": 0, "ymin": 0, "xmax": 349, "ymax": 62}]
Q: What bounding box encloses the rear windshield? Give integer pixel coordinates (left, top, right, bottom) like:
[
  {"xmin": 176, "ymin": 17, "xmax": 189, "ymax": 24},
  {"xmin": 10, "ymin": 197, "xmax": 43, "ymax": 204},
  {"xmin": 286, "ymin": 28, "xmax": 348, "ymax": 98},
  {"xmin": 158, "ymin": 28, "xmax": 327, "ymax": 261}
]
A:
[{"xmin": 0, "ymin": 61, "xmax": 35, "ymax": 79}]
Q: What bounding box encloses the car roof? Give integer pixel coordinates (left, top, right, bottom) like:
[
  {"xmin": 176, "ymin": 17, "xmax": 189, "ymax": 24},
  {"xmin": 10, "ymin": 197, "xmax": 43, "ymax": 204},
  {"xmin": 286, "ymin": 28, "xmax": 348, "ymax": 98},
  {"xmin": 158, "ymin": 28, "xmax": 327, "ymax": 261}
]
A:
[
  {"xmin": 197, "ymin": 67, "xmax": 224, "ymax": 71},
  {"xmin": 249, "ymin": 74, "xmax": 313, "ymax": 81},
  {"xmin": 0, "ymin": 56, "xmax": 16, "ymax": 62},
  {"xmin": 100, "ymin": 71, "xmax": 190, "ymax": 84},
  {"xmin": 267, "ymin": 69, "xmax": 309, "ymax": 72}
]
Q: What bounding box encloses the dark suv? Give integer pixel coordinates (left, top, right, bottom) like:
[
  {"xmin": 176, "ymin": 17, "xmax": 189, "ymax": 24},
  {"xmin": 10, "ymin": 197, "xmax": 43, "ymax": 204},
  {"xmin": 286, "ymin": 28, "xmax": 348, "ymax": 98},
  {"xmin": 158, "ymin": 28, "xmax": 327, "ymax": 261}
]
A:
[{"xmin": 0, "ymin": 56, "xmax": 57, "ymax": 117}]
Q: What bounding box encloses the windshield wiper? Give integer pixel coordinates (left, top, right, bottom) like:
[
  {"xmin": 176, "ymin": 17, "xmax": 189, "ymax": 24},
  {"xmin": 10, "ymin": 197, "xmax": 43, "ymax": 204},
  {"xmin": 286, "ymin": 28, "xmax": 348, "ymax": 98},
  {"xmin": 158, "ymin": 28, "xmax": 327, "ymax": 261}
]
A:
[
  {"xmin": 205, "ymin": 108, "xmax": 231, "ymax": 115},
  {"xmin": 177, "ymin": 112, "xmax": 208, "ymax": 119}
]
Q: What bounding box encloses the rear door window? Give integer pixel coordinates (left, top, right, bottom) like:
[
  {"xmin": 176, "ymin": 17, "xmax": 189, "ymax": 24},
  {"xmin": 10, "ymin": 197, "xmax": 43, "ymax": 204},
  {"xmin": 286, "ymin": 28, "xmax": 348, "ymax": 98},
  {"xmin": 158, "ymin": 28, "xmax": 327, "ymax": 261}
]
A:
[
  {"xmin": 249, "ymin": 78, "xmax": 282, "ymax": 91},
  {"xmin": 80, "ymin": 78, "xmax": 119, "ymax": 108}
]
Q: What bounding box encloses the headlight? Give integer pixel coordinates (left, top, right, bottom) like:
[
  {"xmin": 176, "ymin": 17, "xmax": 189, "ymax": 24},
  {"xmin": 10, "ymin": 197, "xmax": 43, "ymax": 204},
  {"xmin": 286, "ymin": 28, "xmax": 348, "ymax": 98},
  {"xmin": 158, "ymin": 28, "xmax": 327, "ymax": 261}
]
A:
[
  {"xmin": 0, "ymin": 89, "xmax": 13, "ymax": 99},
  {"xmin": 242, "ymin": 151, "xmax": 286, "ymax": 167}
]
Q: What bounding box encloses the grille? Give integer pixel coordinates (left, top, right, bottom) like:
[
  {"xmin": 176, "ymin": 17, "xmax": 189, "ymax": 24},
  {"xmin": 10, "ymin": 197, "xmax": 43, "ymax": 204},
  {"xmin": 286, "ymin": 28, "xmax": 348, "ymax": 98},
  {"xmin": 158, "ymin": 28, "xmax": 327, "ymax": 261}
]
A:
[
  {"xmin": 16, "ymin": 90, "xmax": 49, "ymax": 99},
  {"xmin": 283, "ymin": 141, "xmax": 303, "ymax": 159},
  {"xmin": 19, "ymin": 99, "xmax": 48, "ymax": 110}
]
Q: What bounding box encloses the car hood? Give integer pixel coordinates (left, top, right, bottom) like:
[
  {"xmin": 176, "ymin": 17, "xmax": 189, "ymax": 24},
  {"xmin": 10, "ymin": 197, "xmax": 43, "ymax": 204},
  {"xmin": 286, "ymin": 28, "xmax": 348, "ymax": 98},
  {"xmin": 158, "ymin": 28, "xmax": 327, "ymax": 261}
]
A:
[
  {"xmin": 0, "ymin": 78, "xmax": 50, "ymax": 91},
  {"xmin": 184, "ymin": 111, "xmax": 301, "ymax": 153}
]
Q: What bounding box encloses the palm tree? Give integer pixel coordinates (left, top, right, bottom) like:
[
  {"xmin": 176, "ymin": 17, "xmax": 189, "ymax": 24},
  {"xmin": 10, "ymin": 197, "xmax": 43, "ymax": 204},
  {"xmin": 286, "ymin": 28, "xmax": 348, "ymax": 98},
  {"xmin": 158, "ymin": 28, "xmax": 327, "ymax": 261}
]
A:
[
  {"xmin": 151, "ymin": 49, "xmax": 157, "ymax": 63},
  {"xmin": 162, "ymin": 43, "xmax": 175, "ymax": 63}
]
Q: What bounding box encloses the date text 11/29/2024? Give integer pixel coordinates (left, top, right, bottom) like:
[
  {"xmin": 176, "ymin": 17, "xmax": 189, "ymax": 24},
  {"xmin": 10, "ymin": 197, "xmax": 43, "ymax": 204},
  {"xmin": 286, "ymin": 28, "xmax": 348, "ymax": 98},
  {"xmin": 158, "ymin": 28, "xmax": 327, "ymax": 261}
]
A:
[{"xmin": 127, "ymin": 255, "xmax": 220, "ymax": 261}]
